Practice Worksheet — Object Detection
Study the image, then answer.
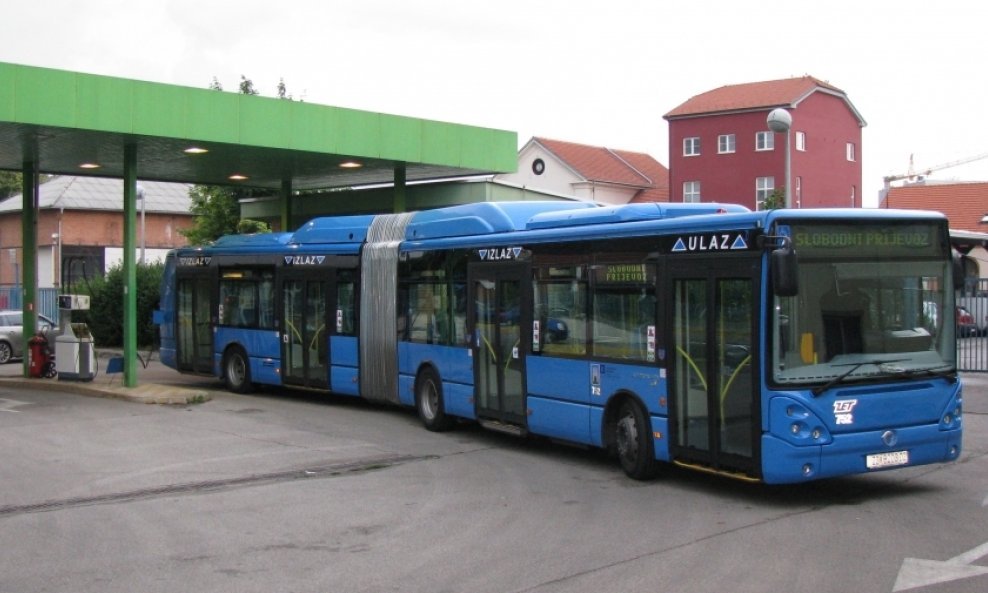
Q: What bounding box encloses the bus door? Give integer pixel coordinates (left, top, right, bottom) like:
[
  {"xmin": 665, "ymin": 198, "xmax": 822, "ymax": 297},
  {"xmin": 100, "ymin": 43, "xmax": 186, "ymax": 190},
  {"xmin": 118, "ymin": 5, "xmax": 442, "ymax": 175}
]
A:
[
  {"xmin": 667, "ymin": 256, "xmax": 760, "ymax": 477},
  {"xmin": 176, "ymin": 270, "xmax": 213, "ymax": 374},
  {"xmin": 280, "ymin": 271, "xmax": 330, "ymax": 389},
  {"xmin": 469, "ymin": 263, "xmax": 529, "ymax": 428}
]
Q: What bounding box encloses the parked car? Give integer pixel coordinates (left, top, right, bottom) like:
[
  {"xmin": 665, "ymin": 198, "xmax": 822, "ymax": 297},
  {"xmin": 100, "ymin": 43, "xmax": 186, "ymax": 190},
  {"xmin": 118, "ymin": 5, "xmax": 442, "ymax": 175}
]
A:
[
  {"xmin": 0, "ymin": 310, "xmax": 55, "ymax": 364},
  {"xmin": 956, "ymin": 305, "xmax": 978, "ymax": 337},
  {"xmin": 957, "ymin": 297, "xmax": 988, "ymax": 334}
]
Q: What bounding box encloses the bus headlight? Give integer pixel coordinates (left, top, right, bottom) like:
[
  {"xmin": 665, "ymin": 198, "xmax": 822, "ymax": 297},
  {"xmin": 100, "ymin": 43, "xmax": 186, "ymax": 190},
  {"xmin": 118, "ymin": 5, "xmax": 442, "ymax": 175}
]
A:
[
  {"xmin": 772, "ymin": 397, "xmax": 831, "ymax": 445},
  {"xmin": 788, "ymin": 420, "xmax": 827, "ymax": 442},
  {"xmin": 940, "ymin": 397, "xmax": 962, "ymax": 430}
]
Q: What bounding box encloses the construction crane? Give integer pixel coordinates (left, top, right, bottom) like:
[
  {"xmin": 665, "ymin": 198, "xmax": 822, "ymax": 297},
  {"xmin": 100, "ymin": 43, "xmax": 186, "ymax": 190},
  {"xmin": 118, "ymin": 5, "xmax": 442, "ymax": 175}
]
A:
[{"xmin": 883, "ymin": 152, "xmax": 988, "ymax": 191}]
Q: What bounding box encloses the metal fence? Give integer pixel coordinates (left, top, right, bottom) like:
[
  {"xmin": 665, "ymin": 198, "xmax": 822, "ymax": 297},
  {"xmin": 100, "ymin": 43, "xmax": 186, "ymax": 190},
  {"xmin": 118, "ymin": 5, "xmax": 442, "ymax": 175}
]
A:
[
  {"xmin": 0, "ymin": 287, "xmax": 60, "ymax": 324},
  {"xmin": 958, "ymin": 279, "xmax": 988, "ymax": 372}
]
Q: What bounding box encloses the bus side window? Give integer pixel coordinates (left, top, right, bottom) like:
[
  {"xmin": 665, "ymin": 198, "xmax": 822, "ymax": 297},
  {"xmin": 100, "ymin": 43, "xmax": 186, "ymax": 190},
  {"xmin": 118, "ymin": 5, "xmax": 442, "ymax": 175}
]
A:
[
  {"xmin": 258, "ymin": 272, "xmax": 275, "ymax": 328},
  {"xmin": 536, "ymin": 265, "xmax": 587, "ymax": 357},
  {"xmin": 590, "ymin": 262, "xmax": 656, "ymax": 361},
  {"xmin": 453, "ymin": 282, "xmax": 467, "ymax": 344},
  {"xmin": 337, "ymin": 274, "xmax": 356, "ymax": 336},
  {"xmin": 404, "ymin": 282, "xmax": 449, "ymax": 345}
]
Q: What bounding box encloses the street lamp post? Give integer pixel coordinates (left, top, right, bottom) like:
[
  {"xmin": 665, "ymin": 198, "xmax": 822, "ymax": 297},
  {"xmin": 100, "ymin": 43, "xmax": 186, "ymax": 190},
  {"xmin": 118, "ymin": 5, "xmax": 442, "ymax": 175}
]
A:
[
  {"xmin": 51, "ymin": 232, "xmax": 60, "ymax": 288},
  {"xmin": 766, "ymin": 108, "xmax": 793, "ymax": 209},
  {"xmin": 136, "ymin": 184, "xmax": 146, "ymax": 265}
]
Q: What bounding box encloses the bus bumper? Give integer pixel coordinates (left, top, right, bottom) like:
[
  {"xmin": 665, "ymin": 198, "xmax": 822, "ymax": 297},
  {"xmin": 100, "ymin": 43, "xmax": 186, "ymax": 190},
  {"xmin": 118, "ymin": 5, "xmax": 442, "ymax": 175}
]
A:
[{"xmin": 761, "ymin": 424, "xmax": 962, "ymax": 484}]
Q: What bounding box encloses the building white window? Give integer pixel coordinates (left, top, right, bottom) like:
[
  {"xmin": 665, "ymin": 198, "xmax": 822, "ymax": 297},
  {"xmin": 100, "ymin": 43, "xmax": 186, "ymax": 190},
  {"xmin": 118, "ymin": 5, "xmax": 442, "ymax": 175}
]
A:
[
  {"xmin": 718, "ymin": 134, "xmax": 735, "ymax": 154},
  {"xmin": 795, "ymin": 131, "xmax": 806, "ymax": 151},
  {"xmin": 683, "ymin": 137, "xmax": 701, "ymax": 156},
  {"xmin": 756, "ymin": 131, "xmax": 774, "ymax": 151},
  {"xmin": 683, "ymin": 181, "xmax": 701, "ymax": 203},
  {"xmin": 756, "ymin": 176, "xmax": 775, "ymax": 206},
  {"xmin": 846, "ymin": 142, "xmax": 856, "ymax": 161}
]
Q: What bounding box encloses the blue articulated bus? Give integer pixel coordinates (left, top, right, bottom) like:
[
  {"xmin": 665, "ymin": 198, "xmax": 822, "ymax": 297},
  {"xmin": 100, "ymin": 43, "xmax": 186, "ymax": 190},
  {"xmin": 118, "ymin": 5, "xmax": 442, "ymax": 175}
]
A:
[{"xmin": 159, "ymin": 201, "xmax": 963, "ymax": 483}]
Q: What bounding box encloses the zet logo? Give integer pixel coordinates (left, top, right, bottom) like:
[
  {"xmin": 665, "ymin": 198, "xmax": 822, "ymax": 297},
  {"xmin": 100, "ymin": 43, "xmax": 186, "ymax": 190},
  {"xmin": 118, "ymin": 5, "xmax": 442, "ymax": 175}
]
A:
[{"xmin": 833, "ymin": 399, "xmax": 858, "ymax": 425}]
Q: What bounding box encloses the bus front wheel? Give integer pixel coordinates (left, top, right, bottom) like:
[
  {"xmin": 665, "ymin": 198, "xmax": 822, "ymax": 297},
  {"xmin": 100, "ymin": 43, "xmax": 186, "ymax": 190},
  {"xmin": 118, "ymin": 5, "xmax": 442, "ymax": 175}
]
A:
[
  {"xmin": 416, "ymin": 369, "xmax": 455, "ymax": 432},
  {"xmin": 223, "ymin": 347, "xmax": 254, "ymax": 394},
  {"xmin": 615, "ymin": 399, "xmax": 659, "ymax": 480}
]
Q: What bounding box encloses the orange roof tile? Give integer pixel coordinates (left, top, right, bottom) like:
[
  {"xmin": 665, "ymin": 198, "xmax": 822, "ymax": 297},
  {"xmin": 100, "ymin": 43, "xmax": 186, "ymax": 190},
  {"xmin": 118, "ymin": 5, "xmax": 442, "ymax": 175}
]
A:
[
  {"xmin": 881, "ymin": 182, "xmax": 988, "ymax": 233},
  {"xmin": 612, "ymin": 149, "xmax": 670, "ymax": 203},
  {"xmin": 664, "ymin": 75, "xmax": 855, "ymax": 120},
  {"xmin": 533, "ymin": 137, "xmax": 669, "ymax": 202}
]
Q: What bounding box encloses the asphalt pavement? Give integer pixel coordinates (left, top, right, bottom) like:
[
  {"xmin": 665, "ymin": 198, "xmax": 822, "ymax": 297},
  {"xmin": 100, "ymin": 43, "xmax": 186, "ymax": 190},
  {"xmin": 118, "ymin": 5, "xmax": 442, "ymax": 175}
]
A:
[{"xmin": 1, "ymin": 348, "xmax": 985, "ymax": 593}]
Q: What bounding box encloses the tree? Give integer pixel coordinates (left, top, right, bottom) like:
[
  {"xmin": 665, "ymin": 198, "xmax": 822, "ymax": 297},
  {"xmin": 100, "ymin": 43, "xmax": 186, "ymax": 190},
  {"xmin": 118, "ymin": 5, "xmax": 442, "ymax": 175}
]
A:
[
  {"xmin": 761, "ymin": 188, "xmax": 786, "ymax": 210},
  {"xmin": 239, "ymin": 75, "xmax": 259, "ymax": 96},
  {"xmin": 0, "ymin": 172, "xmax": 51, "ymax": 200},
  {"xmin": 180, "ymin": 185, "xmax": 241, "ymax": 245},
  {"xmin": 71, "ymin": 262, "xmax": 164, "ymax": 348},
  {"xmin": 237, "ymin": 219, "xmax": 271, "ymax": 234},
  {"xmin": 0, "ymin": 171, "xmax": 20, "ymax": 200}
]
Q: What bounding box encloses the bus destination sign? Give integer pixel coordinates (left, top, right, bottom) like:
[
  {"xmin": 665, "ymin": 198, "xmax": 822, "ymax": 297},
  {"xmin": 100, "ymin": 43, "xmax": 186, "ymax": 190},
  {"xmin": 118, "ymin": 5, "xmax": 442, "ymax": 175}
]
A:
[
  {"xmin": 596, "ymin": 264, "xmax": 650, "ymax": 283},
  {"xmin": 786, "ymin": 224, "xmax": 942, "ymax": 258},
  {"xmin": 793, "ymin": 228, "xmax": 932, "ymax": 250}
]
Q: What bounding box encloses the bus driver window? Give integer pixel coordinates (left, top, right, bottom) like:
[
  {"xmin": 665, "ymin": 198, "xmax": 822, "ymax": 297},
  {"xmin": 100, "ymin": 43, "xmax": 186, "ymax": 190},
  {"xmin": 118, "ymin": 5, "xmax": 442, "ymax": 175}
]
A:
[{"xmin": 819, "ymin": 282, "xmax": 869, "ymax": 360}]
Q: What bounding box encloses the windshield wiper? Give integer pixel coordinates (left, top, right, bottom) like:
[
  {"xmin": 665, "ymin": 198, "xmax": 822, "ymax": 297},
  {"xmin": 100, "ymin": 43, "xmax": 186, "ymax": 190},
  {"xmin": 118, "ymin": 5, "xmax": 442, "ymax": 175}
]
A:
[
  {"xmin": 812, "ymin": 358, "xmax": 909, "ymax": 396},
  {"xmin": 900, "ymin": 365, "xmax": 958, "ymax": 383}
]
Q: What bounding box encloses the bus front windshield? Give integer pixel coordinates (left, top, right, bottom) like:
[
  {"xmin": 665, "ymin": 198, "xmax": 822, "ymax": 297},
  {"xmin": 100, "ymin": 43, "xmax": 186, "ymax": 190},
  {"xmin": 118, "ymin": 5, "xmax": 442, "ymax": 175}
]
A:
[{"xmin": 772, "ymin": 221, "xmax": 956, "ymax": 388}]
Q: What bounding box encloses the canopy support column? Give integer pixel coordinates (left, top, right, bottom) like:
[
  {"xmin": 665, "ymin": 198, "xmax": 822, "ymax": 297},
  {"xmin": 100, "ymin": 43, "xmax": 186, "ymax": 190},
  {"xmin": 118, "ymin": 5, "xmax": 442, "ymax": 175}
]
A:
[
  {"xmin": 20, "ymin": 160, "xmax": 38, "ymax": 378},
  {"xmin": 393, "ymin": 163, "xmax": 406, "ymax": 213},
  {"xmin": 122, "ymin": 144, "xmax": 138, "ymax": 387}
]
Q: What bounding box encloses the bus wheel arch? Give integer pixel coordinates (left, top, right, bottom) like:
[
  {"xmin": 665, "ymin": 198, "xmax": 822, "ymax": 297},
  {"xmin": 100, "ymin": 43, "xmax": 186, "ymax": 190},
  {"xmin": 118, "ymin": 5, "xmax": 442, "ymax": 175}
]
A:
[
  {"xmin": 222, "ymin": 345, "xmax": 255, "ymax": 394},
  {"xmin": 415, "ymin": 365, "xmax": 455, "ymax": 432},
  {"xmin": 604, "ymin": 391, "xmax": 659, "ymax": 480}
]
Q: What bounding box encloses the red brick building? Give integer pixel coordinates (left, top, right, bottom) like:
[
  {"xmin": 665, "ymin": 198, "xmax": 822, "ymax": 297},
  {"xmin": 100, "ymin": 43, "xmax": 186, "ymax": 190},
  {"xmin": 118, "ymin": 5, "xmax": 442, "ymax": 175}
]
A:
[
  {"xmin": 663, "ymin": 76, "xmax": 865, "ymax": 210},
  {"xmin": 0, "ymin": 176, "xmax": 194, "ymax": 288}
]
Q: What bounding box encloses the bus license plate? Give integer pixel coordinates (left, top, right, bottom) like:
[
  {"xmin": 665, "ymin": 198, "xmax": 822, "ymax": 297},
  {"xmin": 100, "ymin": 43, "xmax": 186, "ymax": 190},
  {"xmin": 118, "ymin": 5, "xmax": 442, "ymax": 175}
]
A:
[{"xmin": 866, "ymin": 450, "xmax": 909, "ymax": 469}]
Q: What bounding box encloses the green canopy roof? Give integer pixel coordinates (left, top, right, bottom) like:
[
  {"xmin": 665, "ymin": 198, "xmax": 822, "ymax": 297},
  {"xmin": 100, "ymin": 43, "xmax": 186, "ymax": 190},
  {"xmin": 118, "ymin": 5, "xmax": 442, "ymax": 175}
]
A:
[{"xmin": 0, "ymin": 62, "xmax": 517, "ymax": 190}]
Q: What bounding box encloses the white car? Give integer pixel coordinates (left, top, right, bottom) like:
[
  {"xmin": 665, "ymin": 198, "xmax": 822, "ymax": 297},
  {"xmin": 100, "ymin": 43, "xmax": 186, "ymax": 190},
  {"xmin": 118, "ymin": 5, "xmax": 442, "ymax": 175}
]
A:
[{"xmin": 0, "ymin": 310, "xmax": 55, "ymax": 364}]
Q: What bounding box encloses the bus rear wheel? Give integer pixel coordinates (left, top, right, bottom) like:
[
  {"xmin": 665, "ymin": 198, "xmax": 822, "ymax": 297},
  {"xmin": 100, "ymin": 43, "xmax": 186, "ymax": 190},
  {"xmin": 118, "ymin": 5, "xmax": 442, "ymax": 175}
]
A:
[
  {"xmin": 416, "ymin": 369, "xmax": 455, "ymax": 432},
  {"xmin": 615, "ymin": 399, "xmax": 659, "ymax": 480},
  {"xmin": 223, "ymin": 347, "xmax": 254, "ymax": 394}
]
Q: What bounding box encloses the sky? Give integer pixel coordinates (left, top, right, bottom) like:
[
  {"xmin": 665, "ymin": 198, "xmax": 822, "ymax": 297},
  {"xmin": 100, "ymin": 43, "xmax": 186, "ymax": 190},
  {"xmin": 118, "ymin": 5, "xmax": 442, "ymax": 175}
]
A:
[{"xmin": 3, "ymin": 0, "xmax": 985, "ymax": 207}]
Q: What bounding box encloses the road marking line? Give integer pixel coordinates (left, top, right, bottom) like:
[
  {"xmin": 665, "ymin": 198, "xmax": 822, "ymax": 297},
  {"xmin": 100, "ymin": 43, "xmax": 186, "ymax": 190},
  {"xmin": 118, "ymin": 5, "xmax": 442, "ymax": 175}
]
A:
[
  {"xmin": 894, "ymin": 540, "xmax": 988, "ymax": 591},
  {"xmin": 0, "ymin": 397, "xmax": 31, "ymax": 413}
]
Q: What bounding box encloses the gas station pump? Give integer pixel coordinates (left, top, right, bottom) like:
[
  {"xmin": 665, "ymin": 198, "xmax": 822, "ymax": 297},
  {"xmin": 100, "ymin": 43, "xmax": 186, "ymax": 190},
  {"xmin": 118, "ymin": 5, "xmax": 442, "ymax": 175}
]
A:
[{"xmin": 55, "ymin": 294, "xmax": 96, "ymax": 381}]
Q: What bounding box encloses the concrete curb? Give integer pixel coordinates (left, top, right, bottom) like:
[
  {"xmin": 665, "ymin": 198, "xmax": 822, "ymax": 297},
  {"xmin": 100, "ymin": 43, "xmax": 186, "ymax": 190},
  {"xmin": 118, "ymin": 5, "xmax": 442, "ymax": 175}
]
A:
[{"xmin": 0, "ymin": 376, "xmax": 213, "ymax": 405}]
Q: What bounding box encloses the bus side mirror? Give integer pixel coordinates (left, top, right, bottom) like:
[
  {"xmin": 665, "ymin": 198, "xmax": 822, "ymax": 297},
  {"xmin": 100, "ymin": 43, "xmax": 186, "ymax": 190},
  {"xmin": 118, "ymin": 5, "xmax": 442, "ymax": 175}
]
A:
[{"xmin": 772, "ymin": 246, "xmax": 799, "ymax": 297}]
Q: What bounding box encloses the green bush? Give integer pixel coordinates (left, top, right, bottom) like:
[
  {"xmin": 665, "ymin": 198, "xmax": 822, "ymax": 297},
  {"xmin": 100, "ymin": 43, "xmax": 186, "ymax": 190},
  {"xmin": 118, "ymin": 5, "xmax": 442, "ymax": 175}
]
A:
[{"xmin": 68, "ymin": 262, "xmax": 164, "ymax": 348}]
